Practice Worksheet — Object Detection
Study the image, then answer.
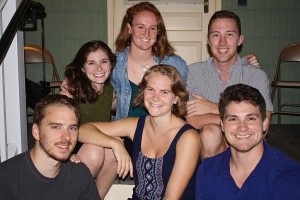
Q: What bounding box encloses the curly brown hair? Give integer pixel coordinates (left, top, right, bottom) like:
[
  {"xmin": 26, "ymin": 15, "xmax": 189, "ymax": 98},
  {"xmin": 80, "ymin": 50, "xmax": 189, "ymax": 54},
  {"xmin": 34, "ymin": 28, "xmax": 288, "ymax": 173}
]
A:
[
  {"xmin": 133, "ymin": 64, "xmax": 188, "ymax": 117},
  {"xmin": 115, "ymin": 1, "xmax": 175, "ymax": 61},
  {"xmin": 64, "ymin": 40, "xmax": 116, "ymax": 104}
]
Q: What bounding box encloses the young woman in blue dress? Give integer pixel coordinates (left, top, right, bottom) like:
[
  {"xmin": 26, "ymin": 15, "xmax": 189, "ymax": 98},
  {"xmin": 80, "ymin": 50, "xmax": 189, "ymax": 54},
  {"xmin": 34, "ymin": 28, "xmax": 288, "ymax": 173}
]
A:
[{"xmin": 79, "ymin": 65, "xmax": 200, "ymax": 199}]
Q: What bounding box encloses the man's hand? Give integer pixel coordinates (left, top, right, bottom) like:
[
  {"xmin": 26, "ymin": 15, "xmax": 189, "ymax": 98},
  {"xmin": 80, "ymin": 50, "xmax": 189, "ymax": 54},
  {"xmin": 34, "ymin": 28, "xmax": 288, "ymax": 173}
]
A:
[
  {"xmin": 186, "ymin": 114, "xmax": 221, "ymax": 130},
  {"xmin": 186, "ymin": 94, "xmax": 219, "ymax": 118}
]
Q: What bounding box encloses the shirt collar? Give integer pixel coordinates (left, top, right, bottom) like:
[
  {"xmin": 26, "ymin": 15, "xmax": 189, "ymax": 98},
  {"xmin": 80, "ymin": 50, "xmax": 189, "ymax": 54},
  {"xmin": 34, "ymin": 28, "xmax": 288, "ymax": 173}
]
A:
[
  {"xmin": 218, "ymin": 141, "xmax": 273, "ymax": 179},
  {"xmin": 218, "ymin": 148, "xmax": 231, "ymax": 178},
  {"xmin": 209, "ymin": 55, "xmax": 244, "ymax": 73}
]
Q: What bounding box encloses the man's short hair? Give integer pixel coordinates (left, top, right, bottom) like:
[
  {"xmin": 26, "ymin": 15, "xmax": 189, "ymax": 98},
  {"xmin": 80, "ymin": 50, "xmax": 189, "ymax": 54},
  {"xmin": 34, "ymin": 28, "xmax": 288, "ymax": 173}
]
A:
[
  {"xmin": 219, "ymin": 84, "xmax": 266, "ymax": 120},
  {"xmin": 208, "ymin": 10, "xmax": 242, "ymax": 35},
  {"xmin": 33, "ymin": 94, "xmax": 80, "ymax": 125}
]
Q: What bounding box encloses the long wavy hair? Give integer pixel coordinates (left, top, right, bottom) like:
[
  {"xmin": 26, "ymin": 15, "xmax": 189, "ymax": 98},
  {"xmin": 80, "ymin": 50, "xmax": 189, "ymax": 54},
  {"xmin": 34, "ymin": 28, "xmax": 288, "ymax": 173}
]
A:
[
  {"xmin": 133, "ymin": 64, "xmax": 188, "ymax": 117},
  {"xmin": 64, "ymin": 40, "xmax": 116, "ymax": 104},
  {"xmin": 115, "ymin": 1, "xmax": 175, "ymax": 61}
]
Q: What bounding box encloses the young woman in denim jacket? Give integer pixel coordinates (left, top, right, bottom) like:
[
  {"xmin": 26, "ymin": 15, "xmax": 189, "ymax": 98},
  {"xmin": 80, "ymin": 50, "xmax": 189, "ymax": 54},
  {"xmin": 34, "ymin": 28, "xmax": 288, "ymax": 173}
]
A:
[{"xmin": 111, "ymin": 2, "xmax": 188, "ymax": 157}]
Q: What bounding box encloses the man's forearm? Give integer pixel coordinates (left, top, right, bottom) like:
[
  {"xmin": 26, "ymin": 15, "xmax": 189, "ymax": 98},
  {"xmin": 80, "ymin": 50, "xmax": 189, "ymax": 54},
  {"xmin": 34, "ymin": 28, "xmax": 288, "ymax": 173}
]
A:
[{"xmin": 186, "ymin": 113, "xmax": 221, "ymax": 130}]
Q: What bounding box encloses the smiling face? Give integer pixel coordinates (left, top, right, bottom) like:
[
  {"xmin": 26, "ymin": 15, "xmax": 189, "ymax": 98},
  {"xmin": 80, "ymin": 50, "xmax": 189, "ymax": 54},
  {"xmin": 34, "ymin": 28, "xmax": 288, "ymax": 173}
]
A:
[
  {"xmin": 128, "ymin": 10, "xmax": 158, "ymax": 51},
  {"xmin": 32, "ymin": 105, "xmax": 79, "ymax": 161},
  {"xmin": 143, "ymin": 72, "xmax": 178, "ymax": 117},
  {"xmin": 82, "ymin": 49, "xmax": 112, "ymax": 91},
  {"xmin": 221, "ymin": 101, "xmax": 268, "ymax": 153},
  {"xmin": 208, "ymin": 18, "xmax": 244, "ymax": 68}
]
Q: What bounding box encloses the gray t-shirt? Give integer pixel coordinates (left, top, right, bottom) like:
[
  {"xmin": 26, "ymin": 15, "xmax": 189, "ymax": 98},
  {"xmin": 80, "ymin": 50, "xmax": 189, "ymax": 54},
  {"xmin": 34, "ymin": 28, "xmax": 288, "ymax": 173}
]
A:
[
  {"xmin": 0, "ymin": 151, "xmax": 101, "ymax": 200},
  {"xmin": 187, "ymin": 56, "xmax": 273, "ymax": 111}
]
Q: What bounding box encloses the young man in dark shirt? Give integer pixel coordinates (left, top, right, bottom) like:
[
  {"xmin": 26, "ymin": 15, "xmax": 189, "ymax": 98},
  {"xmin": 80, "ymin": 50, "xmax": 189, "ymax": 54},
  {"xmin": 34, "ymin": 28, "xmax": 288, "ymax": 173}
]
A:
[{"xmin": 0, "ymin": 94, "xmax": 100, "ymax": 200}]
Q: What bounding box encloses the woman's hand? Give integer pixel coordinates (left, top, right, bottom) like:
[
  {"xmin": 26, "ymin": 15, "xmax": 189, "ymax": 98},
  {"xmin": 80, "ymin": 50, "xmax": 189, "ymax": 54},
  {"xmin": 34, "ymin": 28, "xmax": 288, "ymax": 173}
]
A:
[
  {"xmin": 245, "ymin": 54, "xmax": 260, "ymax": 67},
  {"xmin": 70, "ymin": 154, "xmax": 81, "ymax": 164},
  {"xmin": 59, "ymin": 79, "xmax": 73, "ymax": 98},
  {"xmin": 111, "ymin": 138, "xmax": 133, "ymax": 179}
]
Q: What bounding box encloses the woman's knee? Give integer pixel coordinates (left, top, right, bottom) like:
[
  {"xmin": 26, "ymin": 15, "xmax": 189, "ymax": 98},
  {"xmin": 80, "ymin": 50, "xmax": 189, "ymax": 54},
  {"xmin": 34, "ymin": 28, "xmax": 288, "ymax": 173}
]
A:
[
  {"xmin": 77, "ymin": 144, "xmax": 105, "ymax": 175},
  {"xmin": 104, "ymin": 148, "xmax": 117, "ymax": 167}
]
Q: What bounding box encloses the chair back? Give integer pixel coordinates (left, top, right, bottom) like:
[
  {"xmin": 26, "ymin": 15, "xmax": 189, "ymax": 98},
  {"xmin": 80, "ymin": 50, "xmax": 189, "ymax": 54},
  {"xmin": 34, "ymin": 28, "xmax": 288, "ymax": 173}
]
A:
[
  {"xmin": 24, "ymin": 44, "xmax": 60, "ymax": 81},
  {"xmin": 279, "ymin": 43, "xmax": 300, "ymax": 63},
  {"xmin": 271, "ymin": 43, "xmax": 300, "ymax": 124}
]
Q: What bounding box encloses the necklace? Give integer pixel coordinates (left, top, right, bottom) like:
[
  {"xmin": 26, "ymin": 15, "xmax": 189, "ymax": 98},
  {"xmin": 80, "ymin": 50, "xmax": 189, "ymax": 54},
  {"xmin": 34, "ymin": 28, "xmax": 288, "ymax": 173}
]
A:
[
  {"xmin": 132, "ymin": 59, "xmax": 150, "ymax": 72},
  {"xmin": 139, "ymin": 63, "xmax": 149, "ymax": 72},
  {"xmin": 129, "ymin": 52, "xmax": 151, "ymax": 72}
]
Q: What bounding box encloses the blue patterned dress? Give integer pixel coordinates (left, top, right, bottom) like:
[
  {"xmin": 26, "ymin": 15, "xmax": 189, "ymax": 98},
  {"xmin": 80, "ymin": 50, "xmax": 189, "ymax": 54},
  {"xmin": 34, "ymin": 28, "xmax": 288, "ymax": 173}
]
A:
[{"xmin": 130, "ymin": 115, "xmax": 197, "ymax": 200}]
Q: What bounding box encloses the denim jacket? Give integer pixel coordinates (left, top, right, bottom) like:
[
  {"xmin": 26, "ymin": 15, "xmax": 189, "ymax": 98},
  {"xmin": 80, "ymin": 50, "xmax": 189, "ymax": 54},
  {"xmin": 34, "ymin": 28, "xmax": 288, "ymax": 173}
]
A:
[{"xmin": 111, "ymin": 47, "xmax": 187, "ymax": 120}]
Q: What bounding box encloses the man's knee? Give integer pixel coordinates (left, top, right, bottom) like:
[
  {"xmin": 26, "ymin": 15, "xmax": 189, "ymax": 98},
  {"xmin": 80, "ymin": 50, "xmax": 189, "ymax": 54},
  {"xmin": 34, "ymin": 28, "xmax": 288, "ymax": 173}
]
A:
[
  {"xmin": 199, "ymin": 124, "xmax": 227, "ymax": 159},
  {"xmin": 200, "ymin": 124, "xmax": 223, "ymax": 143}
]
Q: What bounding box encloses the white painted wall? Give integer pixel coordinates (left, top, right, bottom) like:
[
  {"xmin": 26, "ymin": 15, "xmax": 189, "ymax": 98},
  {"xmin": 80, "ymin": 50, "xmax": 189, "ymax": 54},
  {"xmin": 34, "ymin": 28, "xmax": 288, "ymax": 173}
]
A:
[{"xmin": 0, "ymin": 0, "xmax": 27, "ymax": 162}]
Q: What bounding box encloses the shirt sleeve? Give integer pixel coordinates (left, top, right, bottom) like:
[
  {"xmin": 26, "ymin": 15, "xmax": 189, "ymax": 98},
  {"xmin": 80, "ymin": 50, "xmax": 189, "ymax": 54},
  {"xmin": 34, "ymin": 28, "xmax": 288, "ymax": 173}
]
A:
[
  {"xmin": 181, "ymin": 60, "xmax": 188, "ymax": 84},
  {"xmin": 273, "ymin": 166, "xmax": 300, "ymax": 200},
  {"xmin": 164, "ymin": 54, "xmax": 188, "ymax": 85},
  {"xmin": 244, "ymin": 66, "xmax": 273, "ymax": 112},
  {"xmin": 0, "ymin": 181, "xmax": 11, "ymax": 200},
  {"xmin": 174, "ymin": 56, "xmax": 188, "ymax": 84},
  {"xmin": 110, "ymin": 68, "xmax": 117, "ymax": 90},
  {"xmin": 254, "ymin": 70, "xmax": 273, "ymax": 112},
  {"xmin": 187, "ymin": 63, "xmax": 202, "ymax": 100},
  {"xmin": 78, "ymin": 164, "xmax": 101, "ymax": 200}
]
